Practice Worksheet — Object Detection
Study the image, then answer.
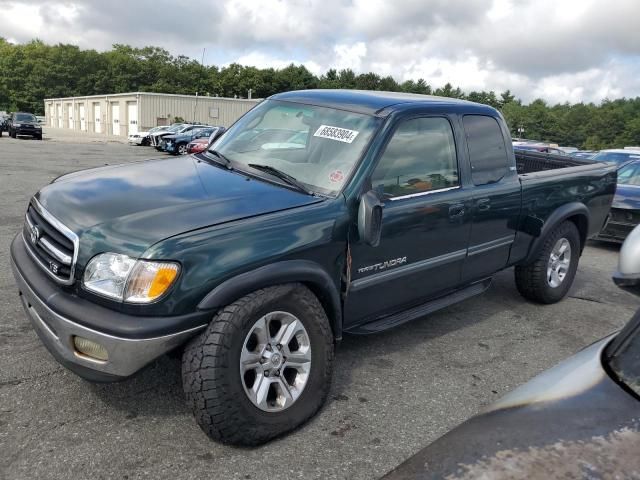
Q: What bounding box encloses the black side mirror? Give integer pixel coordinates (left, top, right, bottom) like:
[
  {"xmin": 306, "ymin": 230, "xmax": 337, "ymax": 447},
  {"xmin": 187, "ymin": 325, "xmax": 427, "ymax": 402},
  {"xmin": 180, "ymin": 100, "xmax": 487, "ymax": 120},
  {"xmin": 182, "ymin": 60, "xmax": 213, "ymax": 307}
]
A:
[
  {"xmin": 208, "ymin": 127, "xmax": 226, "ymax": 145},
  {"xmin": 358, "ymin": 190, "xmax": 384, "ymax": 247},
  {"xmin": 613, "ymin": 224, "xmax": 640, "ymax": 296}
]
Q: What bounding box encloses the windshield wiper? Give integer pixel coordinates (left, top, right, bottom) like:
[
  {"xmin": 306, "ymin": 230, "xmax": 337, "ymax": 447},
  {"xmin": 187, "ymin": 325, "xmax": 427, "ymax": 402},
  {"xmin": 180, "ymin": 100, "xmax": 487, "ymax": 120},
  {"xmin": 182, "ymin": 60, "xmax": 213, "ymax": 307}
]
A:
[
  {"xmin": 247, "ymin": 164, "xmax": 313, "ymax": 195},
  {"xmin": 206, "ymin": 149, "xmax": 233, "ymax": 169}
]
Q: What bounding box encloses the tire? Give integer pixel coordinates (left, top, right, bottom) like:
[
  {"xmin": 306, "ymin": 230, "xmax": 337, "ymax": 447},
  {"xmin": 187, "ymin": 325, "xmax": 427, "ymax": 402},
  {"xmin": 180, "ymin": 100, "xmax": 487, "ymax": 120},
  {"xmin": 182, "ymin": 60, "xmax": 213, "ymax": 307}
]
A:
[
  {"xmin": 182, "ymin": 283, "xmax": 334, "ymax": 446},
  {"xmin": 35, "ymin": 135, "xmax": 42, "ymax": 140},
  {"xmin": 515, "ymin": 220, "xmax": 580, "ymax": 304},
  {"xmin": 177, "ymin": 143, "xmax": 187, "ymax": 155}
]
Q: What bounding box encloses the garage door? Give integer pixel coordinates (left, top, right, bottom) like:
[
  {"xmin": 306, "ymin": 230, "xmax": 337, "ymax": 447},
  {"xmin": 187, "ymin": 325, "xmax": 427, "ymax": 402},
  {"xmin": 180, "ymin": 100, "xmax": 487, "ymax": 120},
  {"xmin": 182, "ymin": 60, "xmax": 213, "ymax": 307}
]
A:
[
  {"xmin": 111, "ymin": 104, "xmax": 120, "ymax": 135},
  {"xmin": 79, "ymin": 104, "xmax": 86, "ymax": 131},
  {"xmin": 57, "ymin": 104, "xmax": 63, "ymax": 128},
  {"xmin": 67, "ymin": 103, "xmax": 73, "ymax": 129},
  {"xmin": 94, "ymin": 103, "xmax": 101, "ymax": 133},
  {"xmin": 127, "ymin": 103, "xmax": 138, "ymax": 135}
]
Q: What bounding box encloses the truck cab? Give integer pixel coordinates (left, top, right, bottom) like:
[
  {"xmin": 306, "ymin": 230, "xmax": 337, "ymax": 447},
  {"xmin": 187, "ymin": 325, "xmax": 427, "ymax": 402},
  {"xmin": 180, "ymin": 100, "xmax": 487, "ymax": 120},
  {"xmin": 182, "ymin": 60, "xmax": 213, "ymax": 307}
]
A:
[{"xmin": 10, "ymin": 90, "xmax": 616, "ymax": 445}]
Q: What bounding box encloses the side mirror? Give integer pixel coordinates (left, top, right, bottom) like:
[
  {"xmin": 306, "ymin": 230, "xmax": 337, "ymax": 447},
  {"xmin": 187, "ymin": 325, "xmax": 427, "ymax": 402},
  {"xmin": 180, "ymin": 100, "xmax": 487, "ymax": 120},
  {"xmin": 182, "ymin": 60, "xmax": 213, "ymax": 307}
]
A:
[
  {"xmin": 358, "ymin": 190, "xmax": 384, "ymax": 247},
  {"xmin": 613, "ymin": 224, "xmax": 640, "ymax": 297}
]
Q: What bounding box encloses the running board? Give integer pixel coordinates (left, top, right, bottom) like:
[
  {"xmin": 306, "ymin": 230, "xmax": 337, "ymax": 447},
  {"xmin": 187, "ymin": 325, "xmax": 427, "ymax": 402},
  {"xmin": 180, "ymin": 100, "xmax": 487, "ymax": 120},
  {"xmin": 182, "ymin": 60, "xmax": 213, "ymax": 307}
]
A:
[{"xmin": 346, "ymin": 278, "xmax": 492, "ymax": 335}]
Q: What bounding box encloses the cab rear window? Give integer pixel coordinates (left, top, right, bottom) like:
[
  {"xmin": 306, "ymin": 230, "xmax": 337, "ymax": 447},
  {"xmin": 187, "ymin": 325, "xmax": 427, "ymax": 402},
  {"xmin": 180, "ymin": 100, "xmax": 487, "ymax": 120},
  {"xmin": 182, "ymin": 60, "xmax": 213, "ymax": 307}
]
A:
[{"xmin": 463, "ymin": 115, "xmax": 509, "ymax": 185}]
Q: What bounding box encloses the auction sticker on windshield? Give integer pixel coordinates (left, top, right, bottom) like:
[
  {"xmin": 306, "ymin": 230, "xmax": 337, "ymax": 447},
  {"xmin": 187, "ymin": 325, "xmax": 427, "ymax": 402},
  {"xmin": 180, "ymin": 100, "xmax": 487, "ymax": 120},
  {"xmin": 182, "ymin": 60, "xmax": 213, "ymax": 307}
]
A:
[{"xmin": 313, "ymin": 125, "xmax": 359, "ymax": 144}]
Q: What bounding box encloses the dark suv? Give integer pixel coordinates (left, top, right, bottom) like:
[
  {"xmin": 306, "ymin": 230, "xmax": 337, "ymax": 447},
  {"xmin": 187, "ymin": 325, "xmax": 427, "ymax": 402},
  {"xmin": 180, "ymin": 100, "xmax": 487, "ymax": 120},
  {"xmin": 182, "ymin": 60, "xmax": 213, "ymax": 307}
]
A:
[{"xmin": 8, "ymin": 112, "xmax": 43, "ymax": 139}]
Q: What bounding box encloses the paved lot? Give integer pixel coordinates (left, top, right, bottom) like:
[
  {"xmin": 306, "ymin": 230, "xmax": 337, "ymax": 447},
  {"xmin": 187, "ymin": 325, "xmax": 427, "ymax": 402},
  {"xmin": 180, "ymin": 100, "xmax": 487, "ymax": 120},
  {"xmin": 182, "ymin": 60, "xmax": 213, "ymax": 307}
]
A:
[{"xmin": 1, "ymin": 133, "xmax": 638, "ymax": 480}]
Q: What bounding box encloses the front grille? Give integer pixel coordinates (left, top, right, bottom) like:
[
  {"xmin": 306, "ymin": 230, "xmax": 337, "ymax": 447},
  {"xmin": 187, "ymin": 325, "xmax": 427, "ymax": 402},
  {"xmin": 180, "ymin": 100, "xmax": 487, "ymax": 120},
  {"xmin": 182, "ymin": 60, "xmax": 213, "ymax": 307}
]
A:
[{"xmin": 23, "ymin": 201, "xmax": 78, "ymax": 284}]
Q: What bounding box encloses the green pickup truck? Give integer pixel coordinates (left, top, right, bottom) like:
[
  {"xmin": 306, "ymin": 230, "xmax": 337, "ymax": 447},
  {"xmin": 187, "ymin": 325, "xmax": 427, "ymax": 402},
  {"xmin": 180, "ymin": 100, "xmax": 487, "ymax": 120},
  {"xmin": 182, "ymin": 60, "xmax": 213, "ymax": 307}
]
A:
[{"xmin": 10, "ymin": 90, "xmax": 616, "ymax": 445}]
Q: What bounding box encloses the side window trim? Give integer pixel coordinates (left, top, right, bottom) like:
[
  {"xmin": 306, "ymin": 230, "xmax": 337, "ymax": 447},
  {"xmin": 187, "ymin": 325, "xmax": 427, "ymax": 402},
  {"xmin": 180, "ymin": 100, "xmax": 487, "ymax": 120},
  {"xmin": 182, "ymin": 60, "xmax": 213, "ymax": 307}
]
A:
[
  {"xmin": 371, "ymin": 114, "xmax": 461, "ymax": 200},
  {"xmin": 388, "ymin": 184, "xmax": 461, "ymax": 201}
]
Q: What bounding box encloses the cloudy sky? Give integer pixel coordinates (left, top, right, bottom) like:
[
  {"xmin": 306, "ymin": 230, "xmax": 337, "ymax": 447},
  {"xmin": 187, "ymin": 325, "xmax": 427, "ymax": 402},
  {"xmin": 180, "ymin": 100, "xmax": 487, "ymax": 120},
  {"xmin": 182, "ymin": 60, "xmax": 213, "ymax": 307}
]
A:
[{"xmin": 1, "ymin": 0, "xmax": 639, "ymax": 104}]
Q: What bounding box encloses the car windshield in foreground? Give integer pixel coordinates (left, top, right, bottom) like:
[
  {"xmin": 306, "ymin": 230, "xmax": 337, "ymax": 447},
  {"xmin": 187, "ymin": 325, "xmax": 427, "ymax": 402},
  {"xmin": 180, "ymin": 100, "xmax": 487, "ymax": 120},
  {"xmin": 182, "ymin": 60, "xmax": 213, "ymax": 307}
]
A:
[
  {"xmin": 16, "ymin": 113, "xmax": 36, "ymax": 122},
  {"xmin": 593, "ymin": 151, "xmax": 640, "ymax": 166},
  {"xmin": 207, "ymin": 99, "xmax": 381, "ymax": 196}
]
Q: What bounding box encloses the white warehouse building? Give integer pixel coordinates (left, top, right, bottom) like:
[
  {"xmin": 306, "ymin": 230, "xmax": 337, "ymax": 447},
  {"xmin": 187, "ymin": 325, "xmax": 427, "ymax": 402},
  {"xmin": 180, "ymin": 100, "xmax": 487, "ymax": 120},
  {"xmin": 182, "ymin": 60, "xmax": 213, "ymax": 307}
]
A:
[{"xmin": 43, "ymin": 92, "xmax": 261, "ymax": 136}]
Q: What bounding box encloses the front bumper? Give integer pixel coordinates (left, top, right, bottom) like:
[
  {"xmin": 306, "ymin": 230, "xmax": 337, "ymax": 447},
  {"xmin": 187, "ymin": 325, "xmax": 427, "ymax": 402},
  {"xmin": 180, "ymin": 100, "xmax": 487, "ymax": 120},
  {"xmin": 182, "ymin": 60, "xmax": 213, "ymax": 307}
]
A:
[
  {"xmin": 14, "ymin": 126, "xmax": 42, "ymax": 136},
  {"xmin": 10, "ymin": 235, "xmax": 207, "ymax": 382},
  {"xmin": 128, "ymin": 137, "xmax": 143, "ymax": 145}
]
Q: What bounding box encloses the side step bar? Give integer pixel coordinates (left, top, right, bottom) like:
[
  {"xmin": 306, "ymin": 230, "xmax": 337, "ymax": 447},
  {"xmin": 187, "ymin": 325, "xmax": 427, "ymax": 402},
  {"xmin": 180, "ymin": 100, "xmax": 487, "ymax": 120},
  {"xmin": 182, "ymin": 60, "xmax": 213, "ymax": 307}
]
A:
[{"xmin": 346, "ymin": 278, "xmax": 492, "ymax": 335}]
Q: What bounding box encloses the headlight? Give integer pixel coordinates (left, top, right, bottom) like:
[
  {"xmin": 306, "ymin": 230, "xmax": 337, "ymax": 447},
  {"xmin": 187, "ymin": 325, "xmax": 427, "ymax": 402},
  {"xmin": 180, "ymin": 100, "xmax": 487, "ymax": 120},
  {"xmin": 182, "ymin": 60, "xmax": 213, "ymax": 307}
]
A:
[{"xmin": 83, "ymin": 253, "xmax": 180, "ymax": 303}]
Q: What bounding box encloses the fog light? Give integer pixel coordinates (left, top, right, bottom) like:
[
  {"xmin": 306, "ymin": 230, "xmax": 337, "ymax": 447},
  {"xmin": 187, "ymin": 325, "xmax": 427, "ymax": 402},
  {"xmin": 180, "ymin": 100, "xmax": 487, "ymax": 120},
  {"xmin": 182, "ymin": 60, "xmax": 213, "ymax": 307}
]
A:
[{"xmin": 73, "ymin": 336, "xmax": 109, "ymax": 361}]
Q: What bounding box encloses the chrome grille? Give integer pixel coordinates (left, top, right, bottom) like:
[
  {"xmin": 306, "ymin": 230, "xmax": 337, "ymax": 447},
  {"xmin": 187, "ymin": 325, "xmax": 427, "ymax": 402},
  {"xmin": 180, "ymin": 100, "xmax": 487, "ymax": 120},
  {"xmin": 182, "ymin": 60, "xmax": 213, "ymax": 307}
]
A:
[{"xmin": 23, "ymin": 200, "xmax": 78, "ymax": 285}]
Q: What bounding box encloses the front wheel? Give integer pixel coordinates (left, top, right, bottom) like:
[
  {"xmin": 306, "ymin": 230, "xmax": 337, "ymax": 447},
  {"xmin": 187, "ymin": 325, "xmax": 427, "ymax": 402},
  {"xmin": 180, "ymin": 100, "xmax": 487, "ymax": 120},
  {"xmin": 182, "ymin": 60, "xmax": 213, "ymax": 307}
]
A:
[
  {"xmin": 515, "ymin": 220, "xmax": 580, "ymax": 304},
  {"xmin": 176, "ymin": 143, "xmax": 187, "ymax": 155},
  {"xmin": 182, "ymin": 284, "xmax": 334, "ymax": 446}
]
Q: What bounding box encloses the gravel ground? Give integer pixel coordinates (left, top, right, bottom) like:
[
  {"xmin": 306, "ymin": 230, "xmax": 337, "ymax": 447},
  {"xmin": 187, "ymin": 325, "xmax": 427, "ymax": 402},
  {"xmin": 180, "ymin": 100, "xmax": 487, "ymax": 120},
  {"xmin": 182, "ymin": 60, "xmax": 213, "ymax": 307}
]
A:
[{"xmin": 0, "ymin": 132, "xmax": 637, "ymax": 480}]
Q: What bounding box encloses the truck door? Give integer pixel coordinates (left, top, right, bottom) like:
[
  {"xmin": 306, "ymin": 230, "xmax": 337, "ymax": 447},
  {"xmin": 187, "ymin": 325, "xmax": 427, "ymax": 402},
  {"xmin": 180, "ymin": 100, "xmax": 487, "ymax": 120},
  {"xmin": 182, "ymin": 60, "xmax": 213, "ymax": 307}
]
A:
[
  {"xmin": 345, "ymin": 116, "xmax": 472, "ymax": 325},
  {"xmin": 461, "ymin": 114, "xmax": 521, "ymax": 282}
]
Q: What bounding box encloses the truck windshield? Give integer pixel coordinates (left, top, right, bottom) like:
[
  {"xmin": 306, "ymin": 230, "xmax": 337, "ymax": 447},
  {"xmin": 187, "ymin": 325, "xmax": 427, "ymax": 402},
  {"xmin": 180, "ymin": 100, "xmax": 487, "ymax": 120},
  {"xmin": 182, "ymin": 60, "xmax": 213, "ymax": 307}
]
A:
[
  {"xmin": 208, "ymin": 100, "xmax": 381, "ymax": 196},
  {"xmin": 15, "ymin": 113, "xmax": 37, "ymax": 122}
]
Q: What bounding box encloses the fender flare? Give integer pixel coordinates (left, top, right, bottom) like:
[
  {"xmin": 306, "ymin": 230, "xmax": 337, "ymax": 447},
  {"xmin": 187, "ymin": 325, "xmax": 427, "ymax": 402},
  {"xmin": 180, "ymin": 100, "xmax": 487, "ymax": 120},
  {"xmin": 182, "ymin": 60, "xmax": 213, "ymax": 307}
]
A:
[
  {"xmin": 197, "ymin": 260, "xmax": 343, "ymax": 340},
  {"xmin": 521, "ymin": 202, "xmax": 589, "ymax": 265}
]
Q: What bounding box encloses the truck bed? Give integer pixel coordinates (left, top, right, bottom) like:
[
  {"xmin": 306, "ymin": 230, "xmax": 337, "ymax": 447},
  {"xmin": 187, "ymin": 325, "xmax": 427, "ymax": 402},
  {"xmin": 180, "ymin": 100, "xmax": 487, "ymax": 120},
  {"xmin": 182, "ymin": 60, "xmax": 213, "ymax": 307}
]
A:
[
  {"xmin": 510, "ymin": 152, "xmax": 618, "ymax": 264},
  {"xmin": 515, "ymin": 149, "xmax": 594, "ymax": 174}
]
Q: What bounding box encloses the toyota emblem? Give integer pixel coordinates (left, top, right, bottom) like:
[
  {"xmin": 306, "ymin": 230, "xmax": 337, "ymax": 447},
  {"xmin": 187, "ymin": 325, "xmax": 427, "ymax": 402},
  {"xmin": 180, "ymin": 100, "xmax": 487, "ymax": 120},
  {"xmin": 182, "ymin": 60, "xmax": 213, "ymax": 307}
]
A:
[{"xmin": 30, "ymin": 225, "xmax": 40, "ymax": 245}]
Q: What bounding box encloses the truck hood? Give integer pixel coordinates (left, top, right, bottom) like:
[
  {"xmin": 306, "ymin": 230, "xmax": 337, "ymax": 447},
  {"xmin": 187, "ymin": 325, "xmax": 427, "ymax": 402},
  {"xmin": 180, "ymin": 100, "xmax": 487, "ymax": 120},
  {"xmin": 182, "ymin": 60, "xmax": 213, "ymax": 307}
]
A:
[{"xmin": 35, "ymin": 156, "xmax": 322, "ymax": 260}]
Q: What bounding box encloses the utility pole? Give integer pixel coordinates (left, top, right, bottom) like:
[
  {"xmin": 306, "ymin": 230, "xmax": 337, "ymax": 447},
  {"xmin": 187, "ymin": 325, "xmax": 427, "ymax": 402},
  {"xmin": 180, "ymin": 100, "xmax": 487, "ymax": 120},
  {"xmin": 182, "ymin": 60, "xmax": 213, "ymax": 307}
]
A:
[{"xmin": 193, "ymin": 48, "xmax": 206, "ymax": 122}]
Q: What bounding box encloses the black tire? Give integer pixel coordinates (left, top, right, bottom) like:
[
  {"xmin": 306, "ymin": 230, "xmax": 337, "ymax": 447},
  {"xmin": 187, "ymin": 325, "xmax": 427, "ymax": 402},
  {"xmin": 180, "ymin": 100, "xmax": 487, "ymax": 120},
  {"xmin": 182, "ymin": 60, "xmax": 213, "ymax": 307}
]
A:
[
  {"xmin": 182, "ymin": 283, "xmax": 334, "ymax": 446},
  {"xmin": 515, "ymin": 220, "xmax": 580, "ymax": 304},
  {"xmin": 35, "ymin": 135, "xmax": 42, "ymax": 140}
]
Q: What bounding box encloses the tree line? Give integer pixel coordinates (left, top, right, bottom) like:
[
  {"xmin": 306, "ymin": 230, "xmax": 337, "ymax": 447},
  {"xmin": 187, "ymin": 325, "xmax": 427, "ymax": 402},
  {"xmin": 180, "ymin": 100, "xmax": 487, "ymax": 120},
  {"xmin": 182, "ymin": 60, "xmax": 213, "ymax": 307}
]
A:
[{"xmin": 1, "ymin": 39, "xmax": 639, "ymax": 149}]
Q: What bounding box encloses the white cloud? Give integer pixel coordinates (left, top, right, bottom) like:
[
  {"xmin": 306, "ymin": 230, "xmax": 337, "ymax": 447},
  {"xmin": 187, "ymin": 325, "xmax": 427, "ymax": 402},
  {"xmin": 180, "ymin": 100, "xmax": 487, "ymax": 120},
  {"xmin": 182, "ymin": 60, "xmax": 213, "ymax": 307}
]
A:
[{"xmin": 0, "ymin": 0, "xmax": 639, "ymax": 104}]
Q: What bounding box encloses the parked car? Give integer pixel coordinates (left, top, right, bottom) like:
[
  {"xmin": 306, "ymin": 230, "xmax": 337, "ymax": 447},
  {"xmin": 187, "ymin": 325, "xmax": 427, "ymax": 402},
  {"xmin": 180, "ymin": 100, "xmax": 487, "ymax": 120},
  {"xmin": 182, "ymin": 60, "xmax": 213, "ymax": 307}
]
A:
[
  {"xmin": 570, "ymin": 150, "xmax": 598, "ymax": 159},
  {"xmin": 383, "ymin": 225, "xmax": 640, "ymax": 480},
  {"xmin": 148, "ymin": 123, "xmax": 185, "ymax": 148},
  {"xmin": 151, "ymin": 123, "xmax": 208, "ymax": 150},
  {"xmin": 128, "ymin": 126, "xmax": 169, "ymax": 146},
  {"xmin": 164, "ymin": 127, "xmax": 218, "ymax": 155},
  {"xmin": 10, "ymin": 90, "xmax": 616, "ymax": 446},
  {"xmin": 0, "ymin": 114, "xmax": 8, "ymax": 136},
  {"xmin": 592, "ymin": 148, "xmax": 640, "ymax": 167},
  {"xmin": 186, "ymin": 127, "xmax": 226, "ymax": 154},
  {"xmin": 514, "ymin": 143, "xmax": 568, "ymax": 155},
  {"xmin": 598, "ymin": 160, "xmax": 640, "ymax": 242},
  {"xmin": 8, "ymin": 112, "xmax": 42, "ymax": 139}
]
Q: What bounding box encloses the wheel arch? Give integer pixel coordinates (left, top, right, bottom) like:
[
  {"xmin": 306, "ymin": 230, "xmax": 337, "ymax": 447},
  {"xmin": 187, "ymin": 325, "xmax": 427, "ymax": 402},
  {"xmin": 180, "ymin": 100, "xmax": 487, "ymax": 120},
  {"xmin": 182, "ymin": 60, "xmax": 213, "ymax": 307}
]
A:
[
  {"xmin": 197, "ymin": 260, "xmax": 343, "ymax": 341},
  {"xmin": 521, "ymin": 202, "xmax": 589, "ymax": 265}
]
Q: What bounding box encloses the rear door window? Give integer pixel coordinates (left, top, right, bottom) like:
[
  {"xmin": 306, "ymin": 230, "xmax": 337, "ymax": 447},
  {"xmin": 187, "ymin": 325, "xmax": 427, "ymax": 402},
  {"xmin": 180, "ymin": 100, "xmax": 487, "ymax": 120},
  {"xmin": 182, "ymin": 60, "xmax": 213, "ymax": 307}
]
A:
[{"xmin": 463, "ymin": 115, "xmax": 509, "ymax": 185}]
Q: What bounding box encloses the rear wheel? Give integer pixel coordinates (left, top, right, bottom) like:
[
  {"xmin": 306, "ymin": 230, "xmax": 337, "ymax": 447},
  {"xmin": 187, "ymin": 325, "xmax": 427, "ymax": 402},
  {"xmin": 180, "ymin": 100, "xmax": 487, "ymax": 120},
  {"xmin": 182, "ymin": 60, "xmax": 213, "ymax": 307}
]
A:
[
  {"xmin": 177, "ymin": 143, "xmax": 188, "ymax": 155},
  {"xmin": 515, "ymin": 221, "xmax": 580, "ymax": 304},
  {"xmin": 182, "ymin": 284, "xmax": 334, "ymax": 446}
]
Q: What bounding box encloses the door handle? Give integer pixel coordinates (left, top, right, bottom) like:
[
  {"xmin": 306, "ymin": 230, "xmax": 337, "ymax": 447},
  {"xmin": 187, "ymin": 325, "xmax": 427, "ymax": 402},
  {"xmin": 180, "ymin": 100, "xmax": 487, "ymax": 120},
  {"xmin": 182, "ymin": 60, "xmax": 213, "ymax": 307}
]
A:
[
  {"xmin": 476, "ymin": 198, "xmax": 491, "ymax": 212},
  {"xmin": 449, "ymin": 204, "xmax": 465, "ymax": 219}
]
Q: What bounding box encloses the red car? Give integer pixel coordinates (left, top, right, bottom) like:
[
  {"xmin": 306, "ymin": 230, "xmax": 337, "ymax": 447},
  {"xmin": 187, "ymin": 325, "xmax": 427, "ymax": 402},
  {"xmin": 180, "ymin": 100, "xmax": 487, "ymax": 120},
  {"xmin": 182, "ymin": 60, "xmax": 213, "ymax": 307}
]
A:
[
  {"xmin": 186, "ymin": 126, "xmax": 226, "ymax": 154},
  {"xmin": 186, "ymin": 137, "xmax": 209, "ymax": 154}
]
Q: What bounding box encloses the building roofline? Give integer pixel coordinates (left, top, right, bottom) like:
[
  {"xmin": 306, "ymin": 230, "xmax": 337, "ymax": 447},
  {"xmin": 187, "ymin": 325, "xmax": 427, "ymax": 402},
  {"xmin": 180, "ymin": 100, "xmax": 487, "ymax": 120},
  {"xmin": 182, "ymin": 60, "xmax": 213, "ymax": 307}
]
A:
[{"xmin": 44, "ymin": 92, "xmax": 262, "ymax": 103}]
